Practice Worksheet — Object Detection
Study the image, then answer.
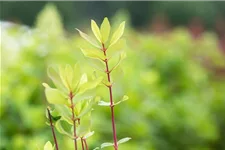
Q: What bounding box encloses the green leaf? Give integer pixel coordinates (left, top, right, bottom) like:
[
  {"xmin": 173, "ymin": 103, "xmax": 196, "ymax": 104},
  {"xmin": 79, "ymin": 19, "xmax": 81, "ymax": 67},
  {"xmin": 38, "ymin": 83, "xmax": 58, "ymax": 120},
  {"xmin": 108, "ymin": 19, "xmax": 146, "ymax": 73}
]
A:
[
  {"xmin": 77, "ymin": 113, "xmax": 91, "ymax": 137},
  {"xmin": 98, "ymin": 101, "xmax": 111, "ymax": 106},
  {"xmin": 100, "ymin": 17, "xmax": 111, "ymax": 43},
  {"xmin": 109, "ymin": 21, "xmax": 125, "ymax": 47},
  {"xmin": 110, "ymin": 51, "xmax": 126, "ymax": 72},
  {"xmin": 58, "ymin": 65, "xmax": 70, "ymax": 91},
  {"xmin": 101, "ymin": 142, "xmax": 114, "ymax": 149},
  {"xmin": 117, "ymin": 137, "xmax": 132, "ymax": 145},
  {"xmin": 55, "ymin": 120, "xmax": 74, "ymax": 139},
  {"xmin": 107, "ymin": 39, "xmax": 126, "ymax": 58},
  {"xmin": 87, "ymin": 58, "xmax": 105, "ymax": 72},
  {"xmin": 77, "ymin": 100, "xmax": 94, "ymax": 118},
  {"xmin": 83, "ymin": 131, "xmax": 95, "ymax": 139},
  {"xmin": 77, "ymin": 77, "xmax": 103, "ymax": 95},
  {"xmin": 72, "ymin": 63, "xmax": 82, "ymax": 92},
  {"xmin": 65, "ymin": 64, "xmax": 74, "ymax": 90},
  {"xmin": 47, "ymin": 66, "xmax": 67, "ymax": 93},
  {"xmin": 45, "ymin": 87, "xmax": 66, "ymax": 104},
  {"xmin": 44, "ymin": 141, "xmax": 54, "ymax": 150},
  {"xmin": 114, "ymin": 95, "xmax": 129, "ymax": 106},
  {"xmin": 93, "ymin": 147, "xmax": 99, "ymax": 150},
  {"xmin": 54, "ymin": 104, "xmax": 73, "ymax": 125},
  {"xmin": 91, "ymin": 20, "xmax": 102, "ymax": 43},
  {"xmin": 72, "ymin": 90, "xmax": 94, "ymax": 104},
  {"xmin": 81, "ymin": 48, "xmax": 106, "ymax": 61},
  {"xmin": 76, "ymin": 28, "xmax": 100, "ymax": 48}
]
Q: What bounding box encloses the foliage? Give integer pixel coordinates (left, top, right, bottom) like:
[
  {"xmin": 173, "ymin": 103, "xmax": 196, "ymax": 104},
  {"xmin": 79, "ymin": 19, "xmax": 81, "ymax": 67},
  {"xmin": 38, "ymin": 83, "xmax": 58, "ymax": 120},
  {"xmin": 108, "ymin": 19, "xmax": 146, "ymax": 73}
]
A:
[{"xmin": 1, "ymin": 3, "xmax": 225, "ymax": 150}]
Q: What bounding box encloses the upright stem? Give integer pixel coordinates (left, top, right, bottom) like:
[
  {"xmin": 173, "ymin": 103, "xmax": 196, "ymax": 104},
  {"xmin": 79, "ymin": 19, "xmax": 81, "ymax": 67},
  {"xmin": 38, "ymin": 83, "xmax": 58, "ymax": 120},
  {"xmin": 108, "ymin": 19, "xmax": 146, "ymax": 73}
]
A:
[
  {"xmin": 69, "ymin": 91, "xmax": 78, "ymax": 150},
  {"xmin": 47, "ymin": 107, "xmax": 59, "ymax": 150},
  {"xmin": 83, "ymin": 139, "xmax": 89, "ymax": 150},
  {"xmin": 81, "ymin": 138, "xmax": 85, "ymax": 150},
  {"xmin": 102, "ymin": 44, "xmax": 118, "ymax": 150}
]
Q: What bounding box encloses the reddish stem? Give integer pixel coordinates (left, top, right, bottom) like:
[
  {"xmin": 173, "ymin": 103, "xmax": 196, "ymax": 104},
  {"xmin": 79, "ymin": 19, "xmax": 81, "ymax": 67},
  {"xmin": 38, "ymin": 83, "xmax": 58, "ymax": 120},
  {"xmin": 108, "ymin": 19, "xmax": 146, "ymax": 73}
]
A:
[
  {"xmin": 102, "ymin": 44, "xmax": 118, "ymax": 150},
  {"xmin": 83, "ymin": 139, "xmax": 89, "ymax": 150},
  {"xmin": 81, "ymin": 138, "xmax": 85, "ymax": 150},
  {"xmin": 47, "ymin": 107, "xmax": 59, "ymax": 150},
  {"xmin": 69, "ymin": 91, "xmax": 78, "ymax": 150}
]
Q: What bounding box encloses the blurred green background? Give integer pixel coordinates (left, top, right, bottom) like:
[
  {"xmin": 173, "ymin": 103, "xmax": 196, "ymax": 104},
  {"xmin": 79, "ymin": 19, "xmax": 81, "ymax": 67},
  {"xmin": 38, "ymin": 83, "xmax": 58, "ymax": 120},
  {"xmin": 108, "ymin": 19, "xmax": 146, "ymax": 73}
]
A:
[{"xmin": 1, "ymin": 1, "xmax": 225, "ymax": 150}]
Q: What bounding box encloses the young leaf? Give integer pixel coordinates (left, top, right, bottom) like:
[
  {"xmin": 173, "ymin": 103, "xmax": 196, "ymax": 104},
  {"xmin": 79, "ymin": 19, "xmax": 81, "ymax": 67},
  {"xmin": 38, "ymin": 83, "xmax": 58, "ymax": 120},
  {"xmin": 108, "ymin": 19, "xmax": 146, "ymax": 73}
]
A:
[
  {"xmin": 110, "ymin": 51, "xmax": 126, "ymax": 72},
  {"xmin": 47, "ymin": 66, "xmax": 67, "ymax": 93},
  {"xmin": 54, "ymin": 104, "xmax": 73, "ymax": 125},
  {"xmin": 81, "ymin": 48, "xmax": 106, "ymax": 61},
  {"xmin": 72, "ymin": 63, "xmax": 82, "ymax": 92},
  {"xmin": 109, "ymin": 21, "xmax": 125, "ymax": 47},
  {"xmin": 98, "ymin": 101, "xmax": 111, "ymax": 106},
  {"xmin": 100, "ymin": 142, "xmax": 114, "ymax": 149},
  {"xmin": 107, "ymin": 39, "xmax": 126, "ymax": 58},
  {"xmin": 114, "ymin": 95, "xmax": 129, "ymax": 106},
  {"xmin": 83, "ymin": 131, "xmax": 95, "ymax": 139},
  {"xmin": 76, "ymin": 28, "xmax": 100, "ymax": 48},
  {"xmin": 93, "ymin": 147, "xmax": 100, "ymax": 150},
  {"xmin": 44, "ymin": 141, "xmax": 54, "ymax": 150},
  {"xmin": 91, "ymin": 20, "xmax": 102, "ymax": 43},
  {"xmin": 55, "ymin": 120, "xmax": 74, "ymax": 139},
  {"xmin": 77, "ymin": 76, "xmax": 103, "ymax": 95},
  {"xmin": 45, "ymin": 87, "xmax": 66, "ymax": 104},
  {"xmin": 117, "ymin": 137, "xmax": 132, "ymax": 145},
  {"xmin": 100, "ymin": 17, "xmax": 111, "ymax": 43}
]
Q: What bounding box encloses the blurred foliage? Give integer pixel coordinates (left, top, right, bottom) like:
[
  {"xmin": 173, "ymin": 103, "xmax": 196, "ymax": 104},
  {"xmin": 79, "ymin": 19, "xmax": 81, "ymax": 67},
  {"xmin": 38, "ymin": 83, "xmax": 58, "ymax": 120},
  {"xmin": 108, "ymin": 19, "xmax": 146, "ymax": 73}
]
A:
[
  {"xmin": 0, "ymin": 1, "xmax": 225, "ymax": 30},
  {"xmin": 1, "ymin": 3, "xmax": 225, "ymax": 150}
]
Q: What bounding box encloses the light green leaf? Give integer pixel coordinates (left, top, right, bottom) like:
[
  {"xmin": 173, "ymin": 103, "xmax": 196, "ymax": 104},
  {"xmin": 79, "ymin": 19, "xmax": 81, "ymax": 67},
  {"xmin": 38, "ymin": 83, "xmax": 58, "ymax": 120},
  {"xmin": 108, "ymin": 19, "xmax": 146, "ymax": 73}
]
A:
[
  {"xmin": 72, "ymin": 63, "xmax": 82, "ymax": 92},
  {"xmin": 44, "ymin": 141, "xmax": 54, "ymax": 150},
  {"xmin": 110, "ymin": 51, "xmax": 126, "ymax": 72},
  {"xmin": 83, "ymin": 131, "xmax": 95, "ymax": 139},
  {"xmin": 87, "ymin": 58, "xmax": 105, "ymax": 72},
  {"xmin": 54, "ymin": 104, "xmax": 73, "ymax": 125},
  {"xmin": 47, "ymin": 66, "xmax": 67, "ymax": 93},
  {"xmin": 55, "ymin": 120, "xmax": 74, "ymax": 139},
  {"xmin": 98, "ymin": 101, "xmax": 111, "ymax": 106},
  {"xmin": 81, "ymin": 48, "xmax": 106, "ymax": 61},
  {"xmin": 76, "ymin": 28, "xmax": 100, "ymax": 48},
  {"xmin": 117, "ymin": 137, "xmax": 131, "ymax": 145},
  {"xmin": 80, "ymin": 73, "xmax": 88, "ymax": 85},
  {"xmin": 77, "ymin": 113, "xmax": 91, "ymax": 137},
  {"xmin": 101, "ymin": 142, "xmax": 114, "ymax": 149},
  {"xmin": 109, "ymin": 21, "xmax": 125, "ymax": 47},
  {"xmin": 93, "ymin": 147, "xmax": 100, "ymax": 150},
  {"xmin": 78, "ymin": 100, "xmax": 94, "ymax": 118},
  {"xmin": 72, "ymin": 90, "xmax": 94, "ymax": 104},
  {"xmin": 58, "ymin": 65, "xmax": 70, "ymax": 91},
  {"xmin": 114, "ymin": 95, "xmax": 129, "ymax": 106},
  {"xmin": 107, "ymin": 39, "xmax": 126, "ymax": 58},
  {"xmin": 45, "ymin": 87, "xmax": 66, "ymax": 104},
  {"xmin": 100, "ymin": 17, "xmax": 111, "ymax": 43},
  {"xmin": 65, "ymin": 64, "xmax": 73, "ymax": 90},
  {"xmin": 91, "ymin": 20, "xmax": 102, "ymax": 43},
  {"xmin": 77, "ymin": 77, "xmax": 103, "ymax": 95}
]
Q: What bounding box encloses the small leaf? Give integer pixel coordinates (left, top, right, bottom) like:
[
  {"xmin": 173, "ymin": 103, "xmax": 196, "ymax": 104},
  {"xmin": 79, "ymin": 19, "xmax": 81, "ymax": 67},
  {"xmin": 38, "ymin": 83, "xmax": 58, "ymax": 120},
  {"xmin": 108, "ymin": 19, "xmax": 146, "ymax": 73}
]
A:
[
  {"xmin": 77, "ymin": 113, "xmax": 91, "ymax": 137},
  {"xmin": 100, "ymin": 17, "xmax": 111, "ymax": 43},
  {"xmin": 93, "ymin": 147, "xmax": 100, "ymax": 150},
  {"xmin": 109, "ymin": 21, "xmax": 125, "ymax": 47},
  {"xmin": 72, "ymin": 63, "xmax": 82, "ymax": 92},
  {"xmin": 45, "ymin": 87, "xmax": 66, "ymax": 104},
  {"xmin": 76, "ymin": 28, "xmax": 100, "ymax": 48},
  {"xmin": 83, "ymin": 131, "xmax": 95, "ymax": 139},
  {"xmin": 73, "ymin": 90, "xmax": 94, "ymax": 104},
  {"xmin": 47, "ymin": 66, "xmax": 67, "ymax": 93},
  {"xmin": 78, "ymin": 100, "xmax": 94, "ymax": 118},
  {"xmin": 98, "ymin": 101, "xmax": 111, "ymax": 106},
  {"xmin": 91, "ymin": 20, "xmax": 102, "ymax": 43},
  {"xmin": 55, "ymin": 120, "xmax": 74, "ymax": 139},
  {"xmin": 110, "ymin": 51, "xmax": 126, "ymax": 72},
  {"xmin": 77, "ymin": 77, "xmax": 103, "ymax": 95},
  {"xmin": 117, "ymin": 137, "xmax": 131, "ymax": 145},
  {"xmin": 107, "ymin": 39, "xmax": 126, "ymax": 58},
  {"xmin": 44, "ymin": 141, "xmax": 54, "ymax": 150},
  {"xmin": 101, "ymin": 142, "xmax": 114, "ymax": 149},
  {"xmin": 81, "ymin": 48, "xmax": 106, "ymax": 61},
  {"xmin": 54, "ymin": 104, "xmax": 72, "ymax": 125},
  {"xmin": 114, "ymin": 95, "xmax": 129, "ymax": 106}
]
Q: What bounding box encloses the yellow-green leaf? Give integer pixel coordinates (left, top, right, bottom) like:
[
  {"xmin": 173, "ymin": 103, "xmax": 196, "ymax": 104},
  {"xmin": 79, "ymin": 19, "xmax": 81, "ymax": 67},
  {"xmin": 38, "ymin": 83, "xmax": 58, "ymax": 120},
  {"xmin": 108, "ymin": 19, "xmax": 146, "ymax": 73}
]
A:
[
  {"xmin": 110, "ymin": 51, "xmax": 126, "ymax": 72},
  {"xmin": 76, "ymin": 28, "xmax": 100, "ymax": 48},
  {"xmin": 81, "ymin": 48, "xmax": 106, "ymax": 61},
  {"xmin": 91, "ymin": 20, "xmax": 102, "ymax": 43},
  {"xmin": 44, "ymin": 141, "xmax": 54, "ymax": 150},
  {"xmin": 109, "ymin": 21, "xmax": 125, "ymax": 47},
  {"xmin": 100, "ymin": 17, "xmax": 111, "ymax": 43},
  {"xmin": 45, "ymin": 87, "xmax": 66, "ymax": 104}
]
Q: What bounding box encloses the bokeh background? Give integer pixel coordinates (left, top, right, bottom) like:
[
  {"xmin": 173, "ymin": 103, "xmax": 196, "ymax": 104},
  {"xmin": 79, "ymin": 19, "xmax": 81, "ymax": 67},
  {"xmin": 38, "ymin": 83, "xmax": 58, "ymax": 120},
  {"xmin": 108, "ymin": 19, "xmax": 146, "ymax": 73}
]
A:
[{"xmin": 1, "ymin": 1, "xmax": 225, "ymax": 150}]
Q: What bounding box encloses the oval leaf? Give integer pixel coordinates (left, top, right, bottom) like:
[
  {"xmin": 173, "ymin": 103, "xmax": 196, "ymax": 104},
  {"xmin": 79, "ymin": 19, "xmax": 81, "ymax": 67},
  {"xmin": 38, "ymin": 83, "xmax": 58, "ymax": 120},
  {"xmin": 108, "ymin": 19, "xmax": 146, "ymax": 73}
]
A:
[
  {"xmin": 98, "ymin": 100, "xmax": 111, "ymax": 106},
  {"xmin": 81, "ymin": 48, "xmax": 106, "ymax": 61},
  {"xmin": 100, "ymin": 17, "xmax": 111, "ymax": 43},
  {"xmin": 91, "ymin": 20, "xmax": 102, "ymax": 43},
  {"xmin": 76, "ymin": 28, "xmax": 100, "ymax": 48},
  {"xmin": 45, "ymin": 87, "xmax": 66, "ymax": 104},
  {"xmin": 109, "ymin": 21, "xmax": 125, "ymax": 47},
  {"xmin": 117, "ymin": 137, "xmax": 132, "ymax": 145},
  {"xmin": 44, "ymin": 141, "xmax": 54, "ymax": 150}
]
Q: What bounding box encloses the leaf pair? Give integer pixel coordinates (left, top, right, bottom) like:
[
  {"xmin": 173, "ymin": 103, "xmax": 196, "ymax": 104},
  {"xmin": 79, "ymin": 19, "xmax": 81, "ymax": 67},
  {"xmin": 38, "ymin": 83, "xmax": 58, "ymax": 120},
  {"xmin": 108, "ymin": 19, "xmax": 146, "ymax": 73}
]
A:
[{"xmin": 77, "ymin": 17, "xmax": 125, "ymax": 49}]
